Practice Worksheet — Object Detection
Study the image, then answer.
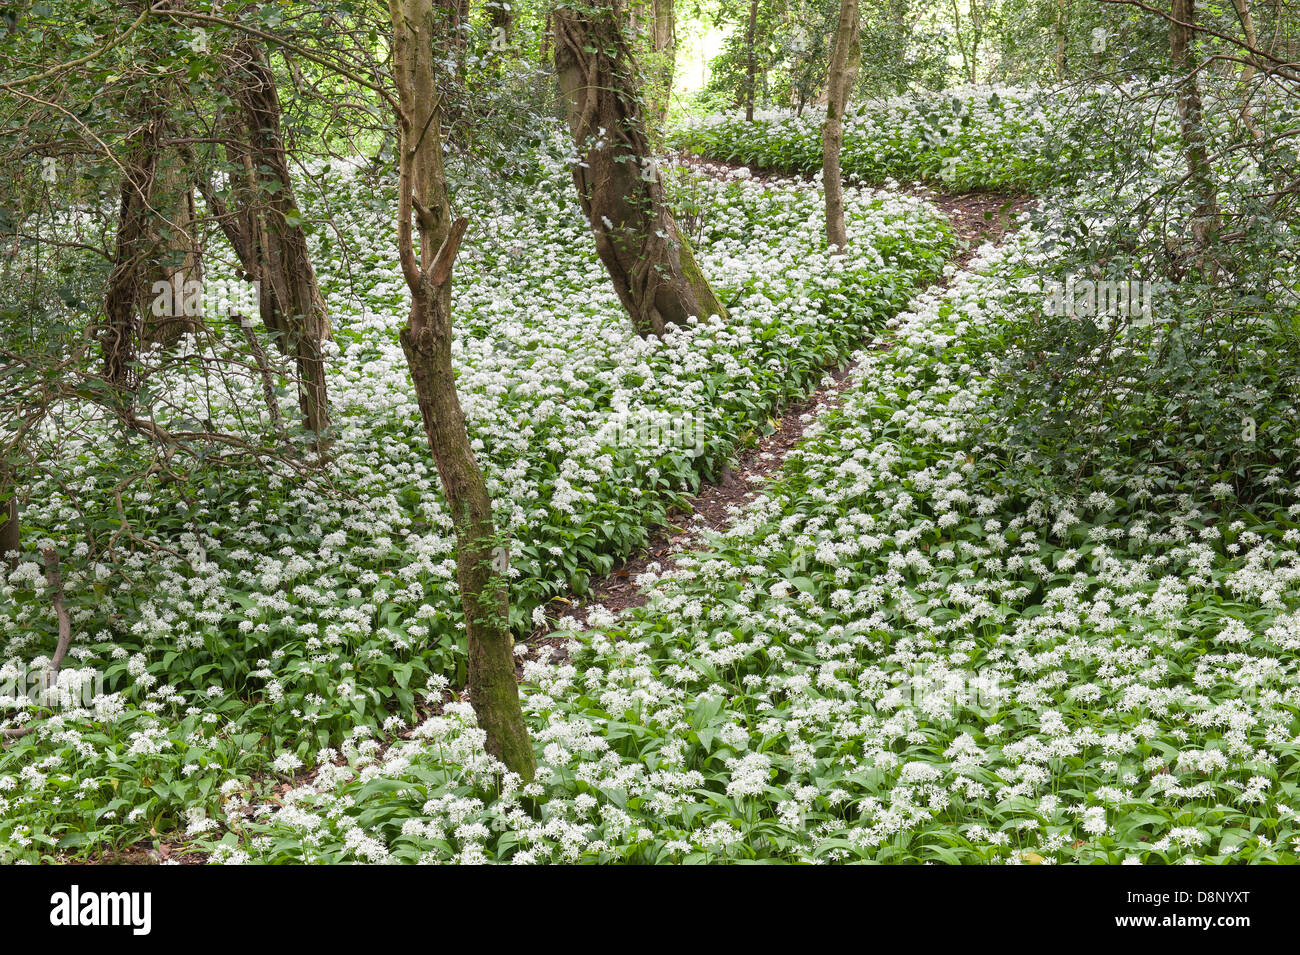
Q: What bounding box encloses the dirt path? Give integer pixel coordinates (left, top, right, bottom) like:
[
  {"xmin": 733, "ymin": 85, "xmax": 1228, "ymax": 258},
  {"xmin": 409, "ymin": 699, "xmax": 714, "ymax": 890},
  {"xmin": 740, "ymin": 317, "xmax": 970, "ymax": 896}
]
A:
[
  {"xmin": 70, "ymin": 170, "xmax": 1030, "ymax": 867},
  {"xmin": 931, "ymin": 190, "xmax": 1033, "ymax": 269},
  {"xmin": 522, "ymin": 180, "xmax": 1030, "ymax": 663}
]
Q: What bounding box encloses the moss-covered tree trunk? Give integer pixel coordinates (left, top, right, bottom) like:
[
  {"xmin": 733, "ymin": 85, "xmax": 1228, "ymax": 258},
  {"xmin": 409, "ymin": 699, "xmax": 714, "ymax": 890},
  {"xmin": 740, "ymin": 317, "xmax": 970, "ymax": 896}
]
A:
[
  {"xmin": 822, "ymin": 0, "xmax": 860, "ymax": 252},
  {"xmin": 389, "ymin": 0, "xmax": 536, "ymax": 781},
  {"xmin": 554, "ymin": 0, "xmax": 727, "ymax": 338}
]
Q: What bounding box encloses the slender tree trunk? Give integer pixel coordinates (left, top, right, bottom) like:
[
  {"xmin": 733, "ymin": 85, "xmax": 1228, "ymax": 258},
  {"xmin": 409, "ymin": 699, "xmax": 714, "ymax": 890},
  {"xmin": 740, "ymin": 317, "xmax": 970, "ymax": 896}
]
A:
[
  {"xmin": 1170, "ymin": 0, "xmax": 1220, "ymax": 255},
  {"xmin": 653, "ymin": 0, "xmax": 675, "ymax": 95},
  {"xmin": 554, "ymin": 0, "xmax": 727, "ymax": 338},
  {"xmin": 103, "ymin": 112, "xmax": 163, "ymax": 390},
  {"xmin": 389, "ymin": 0, "xmax": 535, "ymax": 781},
  {"xmin": 951, "ymin": 0, "xmax": 969, "ymax": 83},
  {"xmin": 642, "ymin": 0, "xmax": 676, "ymax": 136},
  {"xmin": 1231, "ymin": 0, "xmax": 1263, "ymax": 138},
  {"xmin": 1055, "ymin": 0, "xmax": 1068, "ymax": 78},
  {"xmin": 628, "ymin": 0, "xmax": 675, "ymax": 135},
  {"xmin": 823, "ymin": 0, "xmax": 861, "ymax": 252},
  {"xmin": 200, "ymin": 107, "xmax": 282, "ymax": 339},
  {"xmin": 227, "ymin": 39, "xmax": 332, "ymax": 449},
  {"xmin": 744, "ymin": 0, "xmax": 759, "ymax": 121},
  {"xmin": 239, "ymin": 315, "xmax": 287, "ymax": 444}
]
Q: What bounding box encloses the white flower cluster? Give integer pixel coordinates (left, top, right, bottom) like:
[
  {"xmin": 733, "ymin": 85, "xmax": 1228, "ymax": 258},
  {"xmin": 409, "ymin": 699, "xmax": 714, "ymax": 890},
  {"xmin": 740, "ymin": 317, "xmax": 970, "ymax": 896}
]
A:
[
  {"xmin": 233, "ymin": 190, "xmax": 1300, "ymax": 864},
  {"xmin": 0, "ymin": 145, "xmax": 951, "ymax": 861}
]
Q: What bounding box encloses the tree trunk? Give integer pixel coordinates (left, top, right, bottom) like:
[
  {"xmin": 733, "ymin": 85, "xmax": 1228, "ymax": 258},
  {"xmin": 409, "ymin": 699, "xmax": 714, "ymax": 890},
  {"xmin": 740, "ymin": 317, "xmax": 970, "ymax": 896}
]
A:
[
  {"xmin": 200, "ymin": 106, "xmax": 281, "ymax": 337},
  {"xmin": 239, "ymin": 315, "xmax": 287, "ymax": 444},
  {"xmin": 639, "ymin": 0, "xmax": 676, "ymax": 136},
  {"xmin": 951, "ymin": 0, "xmax": 969, "ymax": 83},
  {"xmin": 1169, "ymin": 0, "xmax": 1220, "ymax": 255},
  {"xmin": 103, "ymin": 112, "xmax": 163, "ymax": 390},
  {"xmin": 553, "ymin": 0, "xmax": 727, "ymax": 338},
  {"xmin": 1231, "ymin": 0, "xmax": 1263, "ymax": 138},
  {"xmin": 744, "ymin": 0, "xmax": 759, "ymax": 121},
  {"xmin": 142, "ymin": 152, "xmax": 202, "ymax": 348},
  {"xmin": 227, "ymin": 39, "xmax": 332, "ymax": 449},
  {"xmin": 653, "ymin": 0, "xmax": 675, "ymax": 98},
  {"xmin": 489, "ymin": 0, "xmax": 513, "ymax": 37},
  {"xmin": 487, "ymin": 0, "xmax": 513, "ymax": 66},
  {"xmin": 823, "ymin": 0, "xmax": 861, "ymax": 252},
  {"xmin": 1055, "ymin": 0, "xmax": 1067, "ymax": 78},
  {"xmin": 389, "ymin": 0, "xmax": 536, "ymax": 781}
]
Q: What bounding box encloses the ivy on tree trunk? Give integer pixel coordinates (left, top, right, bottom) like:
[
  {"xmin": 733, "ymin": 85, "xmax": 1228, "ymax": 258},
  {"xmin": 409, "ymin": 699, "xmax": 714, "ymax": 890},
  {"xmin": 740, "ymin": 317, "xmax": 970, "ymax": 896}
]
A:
[
  {"xmin": 388, "ymin": 0, "xmax": 536, "ymax": 781},
  {"xmin": 553, "ymin": 0, "xmax": 727, "ymax": 338}
]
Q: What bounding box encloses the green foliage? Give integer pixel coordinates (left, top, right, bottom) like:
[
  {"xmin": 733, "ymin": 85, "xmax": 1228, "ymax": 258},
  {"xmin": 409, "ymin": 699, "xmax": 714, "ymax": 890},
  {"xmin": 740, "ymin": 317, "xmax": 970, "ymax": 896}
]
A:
[
  {"xmin": 0, "ymin": 147, "xmax": 951, "ymax": 861},
  {"xmin": 673, "ymin": 85, "xmax": 1062, "ymax": 190},
  {"xmin": 219, "ymin": 194, "xmax": 1300, "ymax": 864},
  {"xmin": 694, "ymin": 0, "xmax": 951, "ymax": 113}
]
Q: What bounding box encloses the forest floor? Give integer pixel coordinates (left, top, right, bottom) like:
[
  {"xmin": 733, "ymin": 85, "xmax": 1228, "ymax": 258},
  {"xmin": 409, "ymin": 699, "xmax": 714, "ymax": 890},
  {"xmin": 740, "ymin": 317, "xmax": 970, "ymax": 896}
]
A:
[
  {"xmin": 48, "ymin": 154, "xmax": 1297, "ymax": 864},
  {"xmin": 44, "ymin": 172, "xmax": 993, "ymax": 867},
  {"xmin": 523, "ymin": 186, "xmax": 1031, "ymax": 665},
  {"xmin": 18, "ymin": 86, "xmax": 1298, "ymax": 866},
  {"xmin": 128, "ymin": 181, "xmax": 1012, "ymax": 866},
  {"xmin": 674, "ymin": 151, "xmax": 1028, "ymax": 267}
]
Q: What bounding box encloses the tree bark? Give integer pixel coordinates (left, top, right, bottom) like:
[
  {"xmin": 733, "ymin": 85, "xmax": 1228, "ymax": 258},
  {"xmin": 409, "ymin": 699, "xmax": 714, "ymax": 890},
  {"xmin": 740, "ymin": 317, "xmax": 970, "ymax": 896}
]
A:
[
  {"xmin": 823, "ymin": 0, "xmax": 861, "ymax": 252},
  {"xmin": 1230, "ymin": 0, "xmax": 1263, "ymax": 138},
  {"xmin": 389, "ymin": 0, "xmax": 535, "ymax": 781},
  {"xmin": 225, "ymin": 38, "xmax": 332, "ymax": 449},
  {"xmin": 632, "ymin": 0, "xmax": 675, "ymax": 136},
  {"xmin": 103, "ymin": 112, "xmax": 163, "ymax": 390},
  {"xmin": 744, "ymin": 0, "xmax": 759, "ymax": 121},
  {"xmin": 553, "ymin": 0, "xmax": 727, "ymax": 338},
  {"xmin": 1055, "ymin": 0, "xmax": 1068, "ymax": 78},
  {"xmin": 141, "ymin": 145, "xmax": 201, "ymax": 348},
  {"xmin": 239, "ymin": 314, "xmax": 287, "ymax": 445},
  {"xmin": 653, "ymin": 0, "xmax": 675, "ymax": 104},
  {"xmin": 198, "ymin": 108, "xmax": 278, "ymax": 335},
  {"xmin": 1169, "ymin": 0, "xmax": 1220, "ymax": 255},
  {"xmin": 2, "ymin": 549, "xmax": 73, "ymax": 742},
  {"xmin": 142, "ymin": 151, "xmax": 202, "ymax": 347}
]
